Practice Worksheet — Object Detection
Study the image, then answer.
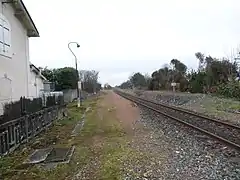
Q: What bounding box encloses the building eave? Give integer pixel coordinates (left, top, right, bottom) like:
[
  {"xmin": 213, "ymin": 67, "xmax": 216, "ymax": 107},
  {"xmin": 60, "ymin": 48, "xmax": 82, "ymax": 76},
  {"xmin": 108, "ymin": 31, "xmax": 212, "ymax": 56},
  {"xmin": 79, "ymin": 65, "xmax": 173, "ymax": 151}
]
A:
[
  {"xmin": 30, "ymin": 64, "xmax": 47, "ymax": 81},
  {"xmin": 9, "ymin": 0, "xmax": 39, "ymax": 37}
]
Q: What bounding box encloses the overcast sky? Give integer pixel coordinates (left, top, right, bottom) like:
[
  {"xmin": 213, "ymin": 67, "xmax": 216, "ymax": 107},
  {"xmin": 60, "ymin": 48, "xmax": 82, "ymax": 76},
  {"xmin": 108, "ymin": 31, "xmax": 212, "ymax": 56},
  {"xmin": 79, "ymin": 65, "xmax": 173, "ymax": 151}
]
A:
[{"xmin": 24, "ymin": 0, "xmax": 240, "ymax": 86}]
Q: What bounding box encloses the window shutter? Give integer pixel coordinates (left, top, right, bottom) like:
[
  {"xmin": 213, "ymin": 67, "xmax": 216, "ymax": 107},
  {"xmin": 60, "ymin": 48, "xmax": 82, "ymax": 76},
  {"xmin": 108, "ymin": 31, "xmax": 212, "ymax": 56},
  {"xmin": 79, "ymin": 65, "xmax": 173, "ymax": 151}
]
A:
[{"xmin": 0, "ymin": 14, "xmax": 11, "ymax": 57}]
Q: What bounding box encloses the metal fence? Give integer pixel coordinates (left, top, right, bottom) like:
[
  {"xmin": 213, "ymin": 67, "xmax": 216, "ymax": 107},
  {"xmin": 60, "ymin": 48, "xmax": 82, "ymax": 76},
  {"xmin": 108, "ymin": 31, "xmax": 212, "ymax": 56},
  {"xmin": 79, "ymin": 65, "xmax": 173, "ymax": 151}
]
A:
[
  {"xmin": 0, "ymin": 105, "xmax": 65, "ymax": 156},
  {"xmin": 0, "ymin": 94, "xmax": 64, "ymax": 125}
]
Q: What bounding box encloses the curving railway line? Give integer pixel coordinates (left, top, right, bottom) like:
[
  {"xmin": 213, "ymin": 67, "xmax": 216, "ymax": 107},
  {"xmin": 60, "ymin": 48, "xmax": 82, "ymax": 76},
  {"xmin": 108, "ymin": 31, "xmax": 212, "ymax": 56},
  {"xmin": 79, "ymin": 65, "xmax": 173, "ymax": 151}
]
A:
[{"xmin": 114, "ymin": 90, "xmax": 240, "ymax": 151}]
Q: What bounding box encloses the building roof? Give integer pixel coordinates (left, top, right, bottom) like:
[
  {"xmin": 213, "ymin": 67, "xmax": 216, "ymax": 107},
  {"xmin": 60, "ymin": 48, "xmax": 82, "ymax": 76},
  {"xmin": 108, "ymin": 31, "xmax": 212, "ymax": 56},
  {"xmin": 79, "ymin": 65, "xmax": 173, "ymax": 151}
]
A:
[
  {"xmin": 30, "ymin": 64, "xmax": 47, "ymax": 80},
  {"xmin": 9, "ymin": 0, "xmax": 39, "ymax": 37}
]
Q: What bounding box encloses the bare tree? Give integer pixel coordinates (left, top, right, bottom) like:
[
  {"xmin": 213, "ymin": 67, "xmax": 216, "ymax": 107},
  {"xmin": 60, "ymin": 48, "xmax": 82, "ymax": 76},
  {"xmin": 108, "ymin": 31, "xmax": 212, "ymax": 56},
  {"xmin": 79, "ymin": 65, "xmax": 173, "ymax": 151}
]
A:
[{"xmin": 79, "ymin": 70, "xmax": 100, "ymax": 93}]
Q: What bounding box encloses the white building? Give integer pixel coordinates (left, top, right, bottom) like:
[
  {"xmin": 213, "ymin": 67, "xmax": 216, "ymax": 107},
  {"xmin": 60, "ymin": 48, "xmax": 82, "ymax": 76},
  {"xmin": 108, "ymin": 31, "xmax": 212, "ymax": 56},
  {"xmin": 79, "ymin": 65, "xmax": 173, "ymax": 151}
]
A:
[
  {"xmin": 29, "ymin": 63, "xmax": 47, "ymax": 98},
  {"xmin": 0, "ymin": 0, "xmax": 40, "ymax": 113}
]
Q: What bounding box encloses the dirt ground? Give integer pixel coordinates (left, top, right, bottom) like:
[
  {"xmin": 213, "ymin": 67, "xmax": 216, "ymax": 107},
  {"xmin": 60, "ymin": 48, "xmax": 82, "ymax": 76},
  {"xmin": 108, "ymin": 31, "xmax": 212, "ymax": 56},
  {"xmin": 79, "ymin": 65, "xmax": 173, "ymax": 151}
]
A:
[
  {"xmin": 0, "ymin": 91, "xmax": 171, "ymax": 179},
  {"xmin": 101, "ymin": 90, "xmax": 140, "ymax": 133}
]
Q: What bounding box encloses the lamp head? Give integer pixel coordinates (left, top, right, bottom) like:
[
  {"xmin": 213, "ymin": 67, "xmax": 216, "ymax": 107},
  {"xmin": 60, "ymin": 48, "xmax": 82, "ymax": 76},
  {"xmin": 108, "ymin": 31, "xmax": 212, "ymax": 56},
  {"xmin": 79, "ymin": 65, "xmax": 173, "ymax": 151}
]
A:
[{"xmin": 77, "ymin": 44, "xmax": 80, "ymax": 48}]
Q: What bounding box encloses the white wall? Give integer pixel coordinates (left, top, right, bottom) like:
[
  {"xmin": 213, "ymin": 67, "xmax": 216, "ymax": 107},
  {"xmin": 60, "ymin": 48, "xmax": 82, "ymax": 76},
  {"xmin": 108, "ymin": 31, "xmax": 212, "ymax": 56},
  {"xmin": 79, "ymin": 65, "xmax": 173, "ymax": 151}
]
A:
[
  {"xmin": 28, "ymin": 70, "xmax": 44, "ymax": 98},
  {"xmin": 36, "ymin": 76, "xmax": 44, "ymax": 96},
  {"xmin": 0, "ymin": 1, "xmax": 30, "ymax": 114}
]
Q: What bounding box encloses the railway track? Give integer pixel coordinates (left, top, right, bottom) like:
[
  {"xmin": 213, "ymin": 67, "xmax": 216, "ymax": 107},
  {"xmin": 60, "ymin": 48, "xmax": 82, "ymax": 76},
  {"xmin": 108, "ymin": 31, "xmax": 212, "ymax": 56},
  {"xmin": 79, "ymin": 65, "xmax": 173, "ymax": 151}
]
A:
[{"xmin": 115, "ymin": 90, "xmax": 240, "ymax": 151}]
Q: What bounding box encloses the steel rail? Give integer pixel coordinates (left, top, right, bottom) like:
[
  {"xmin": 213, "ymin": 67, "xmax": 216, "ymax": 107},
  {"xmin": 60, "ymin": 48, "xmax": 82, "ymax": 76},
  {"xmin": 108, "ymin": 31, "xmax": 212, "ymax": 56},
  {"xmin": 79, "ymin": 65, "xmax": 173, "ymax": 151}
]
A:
[
  {"xmin": 142, "ymin": 95, "xmax": 240, "ymax": 129},
  {"xmin": 127, "ymin": 91, "xmax": 240, "ymax": 129},
  {"xmin": 116, "ymin": 90, "xmax": 240, "ymax": 129},
  {"xmin": 115, "ymin": 90, "xmax": 240, "ymax": 151}
]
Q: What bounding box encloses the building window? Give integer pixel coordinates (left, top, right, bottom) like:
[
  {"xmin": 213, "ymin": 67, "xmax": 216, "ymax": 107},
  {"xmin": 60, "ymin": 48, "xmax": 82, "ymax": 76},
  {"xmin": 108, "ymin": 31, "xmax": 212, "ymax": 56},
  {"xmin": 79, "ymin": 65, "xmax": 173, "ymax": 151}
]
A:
[{"xmin": 0, "ymin": 14, "xmax": 11, "ymax": 57}]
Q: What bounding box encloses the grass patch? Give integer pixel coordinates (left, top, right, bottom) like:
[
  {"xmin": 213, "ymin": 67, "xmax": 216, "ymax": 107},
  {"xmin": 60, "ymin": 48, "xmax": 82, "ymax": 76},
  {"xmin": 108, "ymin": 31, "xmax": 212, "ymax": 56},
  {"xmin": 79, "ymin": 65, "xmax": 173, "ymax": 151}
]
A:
[
  {"xmin": 0, "ymin": 98, "xmax": 95, "ymax": 180},
  {"xmin": 1, "ymin": 93, "xmax": 144, "ymax": 180}
]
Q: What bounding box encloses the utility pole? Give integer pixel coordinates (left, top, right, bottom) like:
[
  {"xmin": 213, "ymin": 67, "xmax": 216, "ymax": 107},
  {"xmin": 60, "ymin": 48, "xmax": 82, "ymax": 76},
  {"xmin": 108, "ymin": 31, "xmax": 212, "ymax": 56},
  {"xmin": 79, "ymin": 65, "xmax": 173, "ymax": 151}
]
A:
[{"xmin": 68, "ymin": 42, "xmax": 81, "ymax": 107}]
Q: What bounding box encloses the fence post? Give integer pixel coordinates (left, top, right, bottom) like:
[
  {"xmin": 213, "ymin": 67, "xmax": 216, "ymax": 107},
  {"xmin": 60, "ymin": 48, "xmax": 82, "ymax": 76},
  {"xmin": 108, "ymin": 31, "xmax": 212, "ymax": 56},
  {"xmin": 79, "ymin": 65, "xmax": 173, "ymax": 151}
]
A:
[
  {"xmin": 24, "ymin": 116, "xmax": 28, "ymax": 142},
  {"xmin": 20, "ymin": 97, "xmax": 23, "ymax": 116},
  {"xmin": 20, "ymin": 97, "xmax": 27, "ymax": 116},
  {"xmin": 20, "ymin": 97, "xmax": 29, "ymax": 142}
]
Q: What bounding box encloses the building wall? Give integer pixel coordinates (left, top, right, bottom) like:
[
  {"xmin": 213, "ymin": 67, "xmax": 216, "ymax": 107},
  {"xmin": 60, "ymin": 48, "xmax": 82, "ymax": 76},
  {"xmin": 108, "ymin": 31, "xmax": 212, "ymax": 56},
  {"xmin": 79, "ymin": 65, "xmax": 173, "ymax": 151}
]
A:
[
  {"xmin": 36, "ymin": 76, "xmax": 44, "ymax": 96},
  {"xmin": 0, "ymin": 1, "xmax": 30, "ymax": 113},
  {"xmin": 62, "ymin": 89, "xmax": 88, "ymax": 103},
  {"xmin": 28, "ymin": 71, "xmax": 44, "ymax": 98}
]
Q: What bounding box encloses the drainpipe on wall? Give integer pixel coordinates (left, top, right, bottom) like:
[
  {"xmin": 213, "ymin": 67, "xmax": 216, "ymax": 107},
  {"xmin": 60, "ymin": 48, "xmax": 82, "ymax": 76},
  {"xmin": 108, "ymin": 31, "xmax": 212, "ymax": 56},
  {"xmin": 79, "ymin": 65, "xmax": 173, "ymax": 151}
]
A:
[{"xmin": 25, "ymin": 37, "xmax": 29, "ymax": 97}]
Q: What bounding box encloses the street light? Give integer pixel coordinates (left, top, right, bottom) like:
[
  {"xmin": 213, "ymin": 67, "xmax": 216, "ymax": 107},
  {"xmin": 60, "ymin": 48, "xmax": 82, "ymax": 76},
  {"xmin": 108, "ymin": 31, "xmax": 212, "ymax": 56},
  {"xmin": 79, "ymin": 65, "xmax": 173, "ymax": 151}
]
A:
[{"xmin": 68, "ymin": 42, "xmax": 81, "ymax": 107}]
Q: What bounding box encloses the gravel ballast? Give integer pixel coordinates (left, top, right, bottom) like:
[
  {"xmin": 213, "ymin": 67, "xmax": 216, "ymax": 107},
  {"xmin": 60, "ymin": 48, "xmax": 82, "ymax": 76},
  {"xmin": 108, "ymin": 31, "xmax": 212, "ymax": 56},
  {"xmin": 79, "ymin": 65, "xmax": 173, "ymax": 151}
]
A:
[
  {"xmin": 127, "ymin": 105, "xmax": 240, "ymax": 180},
  {"xmin": 133, "ymin": 90, "xmax": 240, "ymax": 125}
]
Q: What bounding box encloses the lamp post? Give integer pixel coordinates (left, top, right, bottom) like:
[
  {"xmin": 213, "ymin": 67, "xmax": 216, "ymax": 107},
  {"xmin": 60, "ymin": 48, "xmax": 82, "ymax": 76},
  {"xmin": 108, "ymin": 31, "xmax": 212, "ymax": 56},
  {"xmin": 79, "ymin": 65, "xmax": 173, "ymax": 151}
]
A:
[{"xmin": 68, "ymin": 42, "xmax": 81, "ymax": 107}]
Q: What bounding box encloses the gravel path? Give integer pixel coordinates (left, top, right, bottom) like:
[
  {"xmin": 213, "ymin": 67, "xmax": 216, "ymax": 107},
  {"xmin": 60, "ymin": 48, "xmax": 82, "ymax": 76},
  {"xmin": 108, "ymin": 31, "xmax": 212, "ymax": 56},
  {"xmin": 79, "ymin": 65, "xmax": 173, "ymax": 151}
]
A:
[
  {"xmin": 133, "ymin": 106, "xmax": 240, "ymax": 180},
  {"xmin": 123, "ymin": 114, "xmax": 169, "ymax": 179}
]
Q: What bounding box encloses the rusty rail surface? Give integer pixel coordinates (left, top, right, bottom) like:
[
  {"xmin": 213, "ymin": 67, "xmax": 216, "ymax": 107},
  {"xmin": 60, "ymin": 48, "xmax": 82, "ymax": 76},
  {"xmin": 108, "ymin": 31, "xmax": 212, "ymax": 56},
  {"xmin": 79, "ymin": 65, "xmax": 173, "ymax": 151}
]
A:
[
  {"xmin": 115, "ymin": 90, "xmax": 240, "ymax": 151},
  {"xmin": 0, "ymin": 105, "xmax": 66, "ymax": 156}
]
